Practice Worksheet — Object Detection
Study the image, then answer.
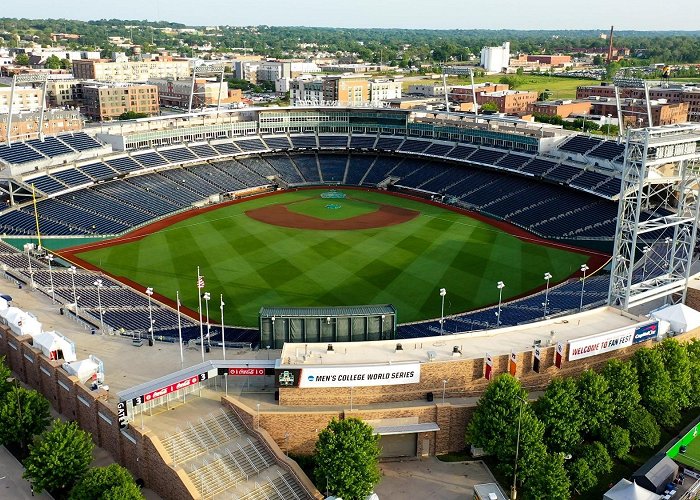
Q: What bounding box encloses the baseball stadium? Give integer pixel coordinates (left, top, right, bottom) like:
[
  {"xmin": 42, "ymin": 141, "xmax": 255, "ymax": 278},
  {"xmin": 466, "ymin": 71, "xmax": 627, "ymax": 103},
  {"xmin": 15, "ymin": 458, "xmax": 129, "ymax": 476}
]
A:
[{"xmin": 0, "ymin": 105, "xmax": 699, "ymax": 500}]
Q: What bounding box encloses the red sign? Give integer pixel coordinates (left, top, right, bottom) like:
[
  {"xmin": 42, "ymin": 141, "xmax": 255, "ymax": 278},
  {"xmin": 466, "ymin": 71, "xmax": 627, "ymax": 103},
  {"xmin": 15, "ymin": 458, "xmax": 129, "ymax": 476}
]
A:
[
  {"xmin": 140, "ymin": 372, "xmax": 209, "ymax": 403},
  {"xmin": 508, "ymin": 351, "xmax": 517, "ymax": 376},
  {"xmin": 484, "ymin": 353, "xmax": 493, "ymax": 380},
  {"xmin": 228, "ymin": 368, "xmax": 265, "ymax": 376}
]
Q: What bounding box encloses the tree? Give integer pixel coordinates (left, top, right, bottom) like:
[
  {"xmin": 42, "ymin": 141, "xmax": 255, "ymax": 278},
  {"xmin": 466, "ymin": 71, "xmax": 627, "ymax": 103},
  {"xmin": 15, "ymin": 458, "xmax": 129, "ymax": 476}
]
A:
[
  {"xmin": 600, "ymin": 425, "xmax": 631, "ymax": 459},
  {"xmin": 658, "ymin": 339, "xmax": 692, "ymax": 410},
  {"xmin": 577, "ymin": 369, "xmax": 614, "ymax": 437},
  {"xmin": 579, "ymin": 441, "xmax": 613, "ymax": 478},
  {"xmin": 69, "ymin": 464, "xmax": 143, "ymax": 500},
  {"xmin": 480, "ymin": 101, "xmax": 500, "ymax": 113},
  {"xmin": 14, "ymin": 53, "xmax": 30, "ymax": 66},
  {"xmin": 499, "ymin": 75, "xmax": 524, "ymax": 89},
  {"xmin": 60, "ymin": 58, "xmax": 72, "ymax": 70},
  {"xmin": 627, "ymin": 406, "xmax": 661, "ymax": 449},
  {"xmin": 538, "ymin": 90, "xmax": 552, "ymax": 101},
  {"xmin": 0, "ymin": 386, "xmax": 51, "ymax": 453},
  {"xmin": 521, "ymin": 452, "xmax": 570, "ymax": 500},
  {"xmin": 633, "ymin": 347, "xmax": 679, "ymax": 426},
  {"xmin": 686, "ymin": 339, "xmax": 700, "ymax": 407},
  {"xmin": 0, "ymin": 357, "xmax": 12, "ymax": 398},
  {"xmin": 567, "ymin": 458, "xmax": 597, "ymax": 495},
  {"xmin": 24, "ymin": 420, "xmax": 94, "ymax": 496},
  {"xmin": 118, "ymin": 111, "xmax": 149, "ymax": 120},
  {"xmin": 533, "ymin": 378, "xmax": 583, "ymax": 453},
  {"xmin": 468, "ymin": 374, "xmax": 546, "ymax": 485},
  {"xmin": 45, "ymin": 55, "xmax": 61, "ymax": 69},
  {"xmin": 603, "ymin": 359, "xmax": 641, "ymax": 423},
  {"xmin": 314, "ymin": 418, "xmax": 380, "ymax": 500}
]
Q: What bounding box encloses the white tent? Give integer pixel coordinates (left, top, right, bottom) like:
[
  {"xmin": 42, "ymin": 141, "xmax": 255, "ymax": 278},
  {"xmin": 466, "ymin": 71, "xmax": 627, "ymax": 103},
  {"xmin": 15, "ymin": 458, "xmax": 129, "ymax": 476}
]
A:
[
  {"xmin": 0, "ymin": 296, "xmax": 9, "ymax": 312},
  {"xmin": 651, "ymin": 304, "xmax": 700, "ymax": 333},
  {"xmin": 3, "ymin": 307, "xmax": 42, "ymax": 337},
  {"xmin": 33, "ymin": 331, "xmax": 76, "ymax": 362},
  {"xmin": 63, "ymin": 358, "xmax": 99, "ymax": 384},
  {"xmin": 604, "ymin": 479, "xmax": 662, "ymax": 500}
]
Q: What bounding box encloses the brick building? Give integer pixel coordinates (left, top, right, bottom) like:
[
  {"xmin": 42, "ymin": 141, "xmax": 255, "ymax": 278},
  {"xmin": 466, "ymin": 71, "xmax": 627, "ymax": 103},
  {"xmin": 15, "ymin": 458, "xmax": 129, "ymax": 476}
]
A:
[
  {"xmin": 321, "ymin": 76, "xmax": 369, "ymax": 105},
  {"xmin": 0, "ymin": 86, "xmax": 44, "ymax": 113},
  {"xmin": 148, "ymin": 78, "xmax": 242, "ymax": 108},
  {"xmin": 577, "ymin": 82, "xmax": 700, "ymax": 122},
  {"xmin": 529, "ymin": 99, "xmax": 593, "ymax": 118},
  {"xmin": 588, "ymin": 98, "xmax": 688, "ymax": 127},
  {"xmin": 72, "ymin": 56, "xmax": 191, "ymax": 83},
  {"xmin": 0, "ymin": 108, "xmax": 83, "ymax": 142},
  {"xmin": 81, "ymin": 83, "xmax": 159, "ymax": 121},
  {"xmin": 477, "ymin": 90, "xmax": 539, "ymax": 114},
  {"xmin": 450, "ymin": 83, "xmax": 508, "ymax": 103},
  {"xmin": 526, "ymin": 54, "xmax": 572, "ymax": 66}
]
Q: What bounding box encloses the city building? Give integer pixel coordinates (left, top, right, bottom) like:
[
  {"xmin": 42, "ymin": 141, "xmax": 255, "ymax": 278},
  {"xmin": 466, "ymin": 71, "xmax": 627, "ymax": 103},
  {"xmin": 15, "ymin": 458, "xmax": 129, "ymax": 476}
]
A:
[
  {"xmin": 0, "ymin": 108, "xmax": 82, "ymax": 142},
  {"xmin": 450, "ymin": 83, "xmax": 509, "ymax": 103},
  {"xmin": 0, "ymin": 86, "xmax": 44, "ymax": 113},
  {"xmin": 290, "ymin": 77, "xmax": 324, "ymax": 104},
  {"xmin": 46, "ymin": 78, "xmax": 83, "ymax": 107},
  {"xmin": 526, "ymin": 54, "xmax": 572, "ymax": 66},
  {"xmin": 587, "ymin": 97, "xmax": 689, "ymax": 127},
  {"xmin": 480, "ymin": 42, "xmax": 510, "ymax": 73},
  {"xmin": 529, "ymin": 99, "xmax": 593, "ymax": 118},
  {"xmin": 477, "ymin": 90, "xmax": 539, "ymax": 114},
  {"xmin": 148, "ymin": 78, "xmax": 242, "ymax": 108},
  {"xmin": 368, "ymin": 79, "xmax": 402, "ymax": 103},
  {"xmin": 322, "ymin": 75, "xmax": 369, "ymax": 105},
  {"xmin": 81, "ymin": 83, "xmax": 159, "ymax": 121},
  {"xmin": 407, "ymin": 84, "xmax": 449, "ymax": 97},
  {"xmin": 72, "ymin": 56, "xmax": 191, "ymax": 83},
  {"xmin": 578, "ymin": 83, "xmax": 700, "ymax": 123}
]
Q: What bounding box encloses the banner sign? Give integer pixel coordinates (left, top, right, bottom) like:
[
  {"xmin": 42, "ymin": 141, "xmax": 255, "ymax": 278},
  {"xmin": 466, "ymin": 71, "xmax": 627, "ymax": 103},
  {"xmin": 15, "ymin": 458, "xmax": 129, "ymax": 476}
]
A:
[
  {"xmin": 132, "ymin": 371, "xmax": 209, "ymax": 406},
  {"xmin": 533, "ymin": 346, "xmax": 541, "ymax": 374},
  {"xmin": 508, "ymin": 351, "xmax": 517, "ymax": 376},
  {"xmin": 633, "ymin": 321, "xmax": 659, "ymax": 344},
  {"xmin": 555, "ymin": 342, "xmax": 564, "ymax": 369},
  {"xmin": 485, "ymin": 353, "xmax": 493, "ymax": 380},
  {"xmin": 276, "ymin": 364, "xmax": 420, "ymax": 388},
  {"xmin": 228, "ymin": 367, "xmax": 265, "ymax": 376},
  {"xmin": 117, "ymin": 401, "xmax": 128, "ymax": 429}
]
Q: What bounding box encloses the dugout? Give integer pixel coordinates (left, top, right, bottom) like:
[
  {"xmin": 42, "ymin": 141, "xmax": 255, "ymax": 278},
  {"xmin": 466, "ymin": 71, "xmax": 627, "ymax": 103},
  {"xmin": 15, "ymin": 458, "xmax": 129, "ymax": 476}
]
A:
[{"xmin": 259, "ymin": 305, "xmax": 397, "ymax": 349}]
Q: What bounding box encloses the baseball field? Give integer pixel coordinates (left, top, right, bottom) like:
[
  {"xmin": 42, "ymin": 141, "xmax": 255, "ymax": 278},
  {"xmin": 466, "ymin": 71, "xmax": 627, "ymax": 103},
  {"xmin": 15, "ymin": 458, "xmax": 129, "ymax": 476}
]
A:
[{"xmin": 66, "ymin": 188, "xmax": 594, "ymax": 327}]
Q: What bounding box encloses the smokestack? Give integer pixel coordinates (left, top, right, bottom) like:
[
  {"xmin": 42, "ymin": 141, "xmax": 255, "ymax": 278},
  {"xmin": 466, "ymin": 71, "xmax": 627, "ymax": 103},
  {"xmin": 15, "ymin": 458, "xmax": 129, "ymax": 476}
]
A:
[{"xmin": 607, "ymin": 26, "xmax": 615, "ymax": 64}]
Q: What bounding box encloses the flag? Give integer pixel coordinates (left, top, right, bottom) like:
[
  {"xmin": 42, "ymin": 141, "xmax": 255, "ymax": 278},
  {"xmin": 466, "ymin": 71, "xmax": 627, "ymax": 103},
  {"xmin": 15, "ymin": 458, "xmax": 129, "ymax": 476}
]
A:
[
  {"xmin": 509, "ymin": 351, "xmax": 517, "ymax": 376},
  {"xmin": 533, "ymin": 346, "xmax": 541, "ymax": 373},
  {"xmin": 484, "ymin": 353, "xmax": 493, "ymax": 380},
  {"xmin": 555, "ymin": 341, "xmax": 564, "ymax": 369},
  {"xmin": 197, "ymin": 275, "xmax": 205, "ymax": 289}
]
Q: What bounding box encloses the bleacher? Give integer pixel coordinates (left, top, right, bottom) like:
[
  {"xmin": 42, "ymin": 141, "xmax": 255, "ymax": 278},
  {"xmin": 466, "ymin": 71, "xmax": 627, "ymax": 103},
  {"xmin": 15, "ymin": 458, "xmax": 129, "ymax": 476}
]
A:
[
  {"xmin": 262, "ymin": 136, "xmax": 292, "ymax": 150},
  {"xmin": 317, "ymin": 155, "xmax": 347, "ymax": 183},
  {"xmin": 132, "ymin": 151, "xmax": 168, "ymax": 169},
  {"xmin": 25, "ymin": 174, "xmax": 66, "ymax": 195},
  {"xmin": 349, "ymin": 135, "xmax": 377, "ymax": 149},
  {"xmin": 375, "ymin": 136, "xmax": 404, "ymax": 151},
  {"xmin": 290, "ymin": 155, "xmax": 321, "ymax": 183},
  {"xmin": 0, "ymin": 142, "xmax": 45, "ymax": 164},
  {"xmin": 51, "ymin": 168, "xmax": 92, "ymax": 188},
  {"xmin": 78, "ymin": 162, "xmax": 118, "ymax": 181},
  {"xmin": 468, "ymin": 148, "xmax": 506, "ymax": 165},
  {"xmin": 398, "ymin": 139, "xmax": 431, "ymax": 154},
  {"xmin": 362, "ymin": 156, "xmax": 403, "ymax": 184},
  {"xmin": 496, "ymin": 153, "xmax": 532, "ymax": 171},
  {"xmin": 58, "ymin": 132, "xmax": 103, "ymax": 152},
  {"xmin": 159, "ymin": 147, "xmax": 197, "ymax": 164},
  {"xmin": 290, "ymin": 135, "xmax": 318, "ymax": 149},
  {"xmin": 589, "ymin": 140, "xmax": 626, "ymax": 161},
  {"xmin": 559, "ymin": 135, "xmax": 602, "ymax": 155},
  {"xmin": 26, "ymin": 137, "xmax": 74, "ymax": 158},
  {"xmin": 445, "ymin": 144, "xmax": 477, "ymax": 161},
  {"xmin": 234, "ymin": 138, "xmax": 268, "ymax": 153},
  {"xmin": 344, "ymin": 155, "xmax": 376, "ymax": 185},
  {"xmin": 106, "ymin": 156, "xmax": 142, "ymax": 174},
  {"xmin": 318, "ymin": 135, "xmax": 349, "ymax": 149}
]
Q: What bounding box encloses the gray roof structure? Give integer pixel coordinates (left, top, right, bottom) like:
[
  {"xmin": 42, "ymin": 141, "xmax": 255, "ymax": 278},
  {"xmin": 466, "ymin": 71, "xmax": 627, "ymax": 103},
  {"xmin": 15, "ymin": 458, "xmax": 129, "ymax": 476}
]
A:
[{"xmin": 259, "ymin": 304, "xmax": 396, "ymax": 318}]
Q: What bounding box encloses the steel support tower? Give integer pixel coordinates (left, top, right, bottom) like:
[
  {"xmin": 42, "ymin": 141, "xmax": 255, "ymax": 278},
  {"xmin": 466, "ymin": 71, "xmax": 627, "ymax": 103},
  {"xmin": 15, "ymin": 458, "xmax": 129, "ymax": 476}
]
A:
[
  {"xmin": 188, "ymin": 62, "xmax": 226, "ymax": 114},
  {"xmin": 608, "ymin": 124, "xmax": 700, "ymax": 310},
  {"xmin": 5, "ymin": 73, "xmax": 48, "ymax": 146}
]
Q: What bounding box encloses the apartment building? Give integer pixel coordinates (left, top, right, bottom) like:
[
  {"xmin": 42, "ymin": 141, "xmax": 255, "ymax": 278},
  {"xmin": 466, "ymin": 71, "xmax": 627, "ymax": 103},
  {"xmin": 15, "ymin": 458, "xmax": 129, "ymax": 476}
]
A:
[
  {"xmin": 450, "ymin": 83, "xmax": 509, "ymax": 103},
  {"xmin": 368, "ymin": 79, "xmax": 402, "ymax": 103},
  {"xmin": 529, "ymin": 100, "xmax": 593, "ymax": 118},
  {"xmin": 322, "ymin": 76, "xmax": 369, "ymax": 105},
  {"xmin": 588, "ymin": 98, "xmax": 689, "ymax": 127},
  {"xmin": 81, "ymin": 83, "xmax": 159, "ymax": 121},
  {"xmin": 477, "ymin": 90, "xmax": 539, "ymax": 114},
  {"xmin": 148, "ymin": 78, "xmax": 242, "ymax": 108},
  {"xmin": 0, "ymin": 108, "xmax": 82, "ymax": 142},
  {"xmin": 407, "ymin": 84, "xmax": 449, "ymax": 97},
  {"xmin": 0, "ymin": 87, "xmax": 44, "ymax": 113},
  {"xmin": 72, "ymin": 57, "xmax": 191, "ymax": 83},
  {"xmin": 290, "ymin": 78, "xmax": 324, "ymax": 103},
  {"xmin": 46, "ymin": 78, "xmax": 83, "ymax": 107}
]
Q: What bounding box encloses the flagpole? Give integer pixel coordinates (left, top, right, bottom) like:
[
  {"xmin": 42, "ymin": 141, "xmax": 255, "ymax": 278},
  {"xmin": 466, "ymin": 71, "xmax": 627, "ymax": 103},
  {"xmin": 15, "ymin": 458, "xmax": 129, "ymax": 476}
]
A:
[
  {"xmin": 220, "ymin": 294, "xmax": 226, "ymax": 360},
  {"xmin": 197, "ymin": 267, "xmax": 204, "ymax": 362},
  {"xmin": 176, "ymin": 290, "xmax": 184, "ymax": 370}
]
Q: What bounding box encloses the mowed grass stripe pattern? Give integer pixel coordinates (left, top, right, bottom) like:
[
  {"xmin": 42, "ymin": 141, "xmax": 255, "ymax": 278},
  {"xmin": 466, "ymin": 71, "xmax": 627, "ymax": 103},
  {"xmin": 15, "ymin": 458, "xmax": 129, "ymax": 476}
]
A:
[{"xmin": 75, "ymin": 189, "xmax": 588, "ymax": 326}]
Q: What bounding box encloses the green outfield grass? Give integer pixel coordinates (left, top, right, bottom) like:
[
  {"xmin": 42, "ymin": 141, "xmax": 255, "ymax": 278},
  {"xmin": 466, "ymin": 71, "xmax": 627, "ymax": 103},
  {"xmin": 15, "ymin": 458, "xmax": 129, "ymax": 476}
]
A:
[
  {"xmin": 669, "ymin": 424, "xmax": 700, "ymax": 471},
  {"xmin": 72, "ymin": 189, "xmax": 590, "ymax": 327}
]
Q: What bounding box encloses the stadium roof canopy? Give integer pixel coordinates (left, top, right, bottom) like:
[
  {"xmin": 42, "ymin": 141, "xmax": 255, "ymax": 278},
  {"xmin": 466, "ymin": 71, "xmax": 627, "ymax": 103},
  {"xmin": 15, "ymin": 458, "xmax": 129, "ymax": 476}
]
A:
[{"xmin": 259, "ymin": 305, "xmax": 396, "ymax": 318}]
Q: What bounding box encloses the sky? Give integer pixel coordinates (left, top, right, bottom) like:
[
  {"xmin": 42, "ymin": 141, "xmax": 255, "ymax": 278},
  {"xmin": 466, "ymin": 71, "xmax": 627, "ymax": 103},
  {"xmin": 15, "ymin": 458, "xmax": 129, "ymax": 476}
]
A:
[{"xmin": 2, "ymin": 0, "xmax": 700, "ymax": 31}]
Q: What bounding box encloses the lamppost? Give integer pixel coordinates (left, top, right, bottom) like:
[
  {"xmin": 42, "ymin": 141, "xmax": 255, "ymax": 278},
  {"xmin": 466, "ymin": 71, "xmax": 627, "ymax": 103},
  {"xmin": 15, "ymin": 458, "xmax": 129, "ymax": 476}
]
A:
[
  {"xmin": 442, "ymin": 379, "xmax": 447, "ymax": 404},
  {"xmin": 496, "ymin": 281, "xmax": 505, "ymax": 327},
  {"xmin": 642, "ymin": 245, "xmax": 651, "ymax": 280},
  {"xmin": 146, "ymin": 287, "xmax": 154, "ymax": 345},
  {"xmin": 511, "ymin": 395, "xmax": 527, "ymax": 500},
  {"xmin": 220, "ymin": 294, "xmax": 226, "ymax": 360},
  {"xmin": 94, "ymin": 279, "xmax": 104, "ymax": 333},
  {"xmin": 256, "ymin": 403, "xmax": 260, "ymax": 429},
  {"xmin": 664, "ymin": 237, "xmax": 672, "ymax": 269},
  {"xmin": 439, "ymin": 288, "xmax": 447, "ymax": 335},
  {"xmin": 24, "ymin": 243, "xmax": 34, "ymax": 287},
  {"xmin": 579, "ymin": 264, "xmax": 589, "ymax": 311},
  {"xmin": 271, "ymin": 316, "xmax": 276, "ymax": 348},
  {"xmin": 606, "ymin": 113, "xmax": 612, "ymax": 139},
  {"xmin": 542, "ymin": 272, "xmax": 552, "ymax": 318},
  {"xmin": 203, "ymin": 292, "xmax": 211, "ymax": 346},
  {"xmin": 45, "ymin": 253, "xmax": 55, "ymax": 303},
  {"xmin": 69, "ymin": 266, "xmax": 78, "ymax": 313},
  {"xmin": 380, "ymin": 314, "xmax": 385, "ymax": 340}
]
